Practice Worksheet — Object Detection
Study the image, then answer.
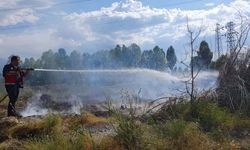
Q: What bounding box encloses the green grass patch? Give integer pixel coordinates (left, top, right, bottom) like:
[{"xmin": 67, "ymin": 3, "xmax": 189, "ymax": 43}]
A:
[
  {"xmin": 193, "ymin": 101, "xmax": 237, "ymax": 132},
  {"xmin": 22, "ymin": 133, "xmax": 86, "ymax": 150}
]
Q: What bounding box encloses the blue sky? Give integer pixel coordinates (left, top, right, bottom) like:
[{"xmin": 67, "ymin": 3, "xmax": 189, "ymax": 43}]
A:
[
  {"xmin": 59, "ymin": 0, "xmax": 234, "ymax": 12},
  {"xmin": 0, "ymin": 0, "xmax": 249, "ymax": 60}
]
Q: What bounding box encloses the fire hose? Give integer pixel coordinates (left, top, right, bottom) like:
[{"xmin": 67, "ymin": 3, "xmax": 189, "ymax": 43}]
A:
[{"xmin": 20, "ymin": 68, "xmax": 35, "ymax": 71}]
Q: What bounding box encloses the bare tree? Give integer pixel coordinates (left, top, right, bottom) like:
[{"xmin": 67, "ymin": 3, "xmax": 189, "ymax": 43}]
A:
[{"xmin": 185, "ymin": 17, "xmax": 202, "ymax": 106}]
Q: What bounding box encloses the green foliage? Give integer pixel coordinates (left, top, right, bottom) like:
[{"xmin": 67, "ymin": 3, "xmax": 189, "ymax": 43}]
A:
[
  {"xmin": 109, "ymin": 45, "xmax": 123, "ymax": 68},
  {"xmin": 166, "ymin": 46, "xmax": 177, "ymax": 70},
  {"xmin": 193, "ymin": 101, "xmax": 237, "ymax": 132},
  {"xmin": 22, "ymin": 133, "xmax": 85, "ymax": 150},
  {"xmin": 22, "ymin": 44, "xmax": 171, "ymax": 85},
  {"xmin": 153, "ymin": 46, "xmax": 167, "ymax": 70},
  {"xmin": 140, "ymin": 46, "xmax": 166, "ymax": 70},
  {"xmin": 216, "ymin": 52, "xmax": 250, "ymax": 116},
  {"xmin": 191, "ymin": 40, "xmax": 213, "ymax": 69},
  {"xmin": 69, "ymin": 50, "xmax": 82, "ymax": 69},
  {"xmin": 210, "ymin": 54, "xmax": 228, "ymax": 70},
  {"xmin": 55, "ymin": 48, "xmax": 70, "ymax": 69},
  {"xmin": 157, "ymin": 119, "xmax": 189, "ymax": 139},
  {"xmin": 151, "ymin": 100, "xmax": 191, "ymax": 122},
  {"xmin": 198, "ymin": 41, "xmax": 213, "ymax": 68},
  {"xmin": 40, "ymin": 50, "xmax": 57, "ymax": 69},
  {"xmin": 113, "ymin": 110, "xmax": 146, "ymax": 150},
  {"xmin": 129, "ymin": 43, "xmax": 142, "ymax": 67},
  {"xmin": 154, "ymin": 119, "xmax": 212, "ymax": 150},
  {"xmin": 140, "ymin": 50, "xmax": 154, "ymax": 69},
  {"xmin": 1, "ymin": 101, "xmax": 250, "ymax": 149}
]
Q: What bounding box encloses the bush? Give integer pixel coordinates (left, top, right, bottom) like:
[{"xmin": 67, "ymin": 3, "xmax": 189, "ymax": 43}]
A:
[
  {"xmin": 155, "ymin": 119, "xmax": 200, "ymax": 139},
  {"xmin": 210, "ymin": 54, "xmax": 228, "ymax": 70},
  {"xmin": 216, "ymin": 52, "xmax": 250, "ymax": 116},
  {"xmin": 159, "ymin": 119, "xmax": 189, "ymax": 139},
  {"xmin": 169, "ymin": 126, "xmax": 211, "ymax": 150},
  {"xmin": 150, "ymin": 99, "xmax": 190, "ymax": 122},
  {"xmin": 154, "ymin": 119, "xmax": 211, "ymax": 150},
  {"xmin": 193, "ymin": 101, "xmax": 237, "ymax": 132},
  {"xmin": 113, "ymin": 110, "xmax": 146, "ymax": 150}
]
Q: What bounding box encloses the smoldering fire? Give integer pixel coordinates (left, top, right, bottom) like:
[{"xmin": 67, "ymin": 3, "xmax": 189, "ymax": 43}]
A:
[{"xmin": 21, "ymin": 69, "xmax": 218, "ymax": 117}]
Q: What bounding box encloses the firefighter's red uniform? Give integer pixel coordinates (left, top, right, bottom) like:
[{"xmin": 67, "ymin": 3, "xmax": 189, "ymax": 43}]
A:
[{"xmin": 2, "ymin": 64, "xmax": 24, "ymax": 117}]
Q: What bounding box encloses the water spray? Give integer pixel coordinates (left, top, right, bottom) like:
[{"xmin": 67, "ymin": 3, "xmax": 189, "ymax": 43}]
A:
[
  {"xmin": 20, "ymin": 68, "xmax": 219, "ymax": 117},
  {"xmin": 30, "ymin": 68, "xmax": 171, "ymax": 74}
]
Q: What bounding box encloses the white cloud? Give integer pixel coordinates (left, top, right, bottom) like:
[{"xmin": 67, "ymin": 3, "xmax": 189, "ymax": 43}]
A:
[
  {"xmin": 0, "ymin": 0, "xmax": 55, "ymax": 26},
  {"xmin": 62, "ymin": 0, "xmax": 250, "ymax": 50},
  {"xmin": 0, "ymin": 8, "xmax": 38, "ymax": 26},
  {"xmin": 0, "ymin": 29, "xmax": 81, "ymax": 58},
  {"xmin": 0, "ymin": 0, "xmax": 250, "ymax": 58}
]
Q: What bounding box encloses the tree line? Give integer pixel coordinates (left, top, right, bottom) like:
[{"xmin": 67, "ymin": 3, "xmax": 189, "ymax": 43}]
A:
[{"xmin": 22, "ymin": 41, "xmax": 215, "ymax": 72}]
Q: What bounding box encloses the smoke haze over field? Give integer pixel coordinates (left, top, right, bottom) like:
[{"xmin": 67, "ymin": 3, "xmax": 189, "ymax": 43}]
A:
[{"xmin": 21, "ymin": 69, "xmax": 218, "ymax": 117}]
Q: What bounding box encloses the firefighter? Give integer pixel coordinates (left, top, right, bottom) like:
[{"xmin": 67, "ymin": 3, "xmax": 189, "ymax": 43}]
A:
[{"xmin": 2, "ymin": 56, "xmax": 30, "ymax": 117}]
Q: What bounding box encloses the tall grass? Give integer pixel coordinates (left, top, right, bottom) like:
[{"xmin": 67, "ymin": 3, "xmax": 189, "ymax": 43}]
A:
[
  {"xmin": 152, "ymin": 119, "xmax": 212, "ymax": 150},
  {"xmin": 112, "ymin": 109, "xmax": 146, "ymax": 150},
  {"xmin": 22, "ymin": 133, "xmax": 86, "ymax": 150},
  {"xmin": 9, "ymin": 115, "xmax": 61, "ymax": 139}
]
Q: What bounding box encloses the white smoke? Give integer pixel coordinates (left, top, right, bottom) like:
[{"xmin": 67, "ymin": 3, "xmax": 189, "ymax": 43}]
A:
[{"xmin": 21, "ymin": 69, "xmax": 218, "ymax": 117}]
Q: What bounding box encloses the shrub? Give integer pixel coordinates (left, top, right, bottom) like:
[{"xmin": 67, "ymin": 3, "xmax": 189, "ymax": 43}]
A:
[
  {"xmin": 210, "ymin": 54, "xmax": 228, "ymax": 70},
  {"xmin": 113, "ymin": 110, "xmax": 146, "ymax": 150},
  {"xmin": 155, "ymin": 119, "xmax": 200, "ymax": 139},
  {"xmin": 158, "ymin": 119, "xmax": 189, "ymax": 139},
  {"xmin": 216, "ymin": 52, "xmax": 250, "ymax": 116},
  {"xmin": 154, "ymin": 119, "xmax": 212, "ymax": 150},
  {"xmin": 170, "ymin": 126, "xmax": 211, "ymax": 150},
  {"xmin": 193, "ymin": 101, "xmax": 237, "ymax": 132},
  {"xmin": 150, "ymin": 99, "xmax": 190, "ymax": 122}
]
